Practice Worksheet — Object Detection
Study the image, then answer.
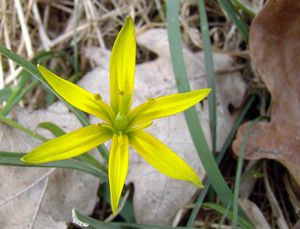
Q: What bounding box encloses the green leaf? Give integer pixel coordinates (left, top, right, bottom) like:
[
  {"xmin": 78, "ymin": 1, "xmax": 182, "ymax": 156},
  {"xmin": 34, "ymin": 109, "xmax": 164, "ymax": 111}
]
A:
[
  {"xmin": 0, "ymin": 151, "xmax": 107, "ymax": 179},
  {"xmin": 72, "ymin": 209, "xmax": 197, "ymax": 229},
  {"xmin": 37, "ymin": 121, "xmax": 66, "ymax": 137},
  {"xmin": 217, "ymin": 0, "xmax": 250, "ymax": 41},
  {"xmin": 186, "ymin": 91, "xmax": 255, "ymax": 227},
  {"xmin": 232, "ymin": 119, "xmax": 258, "ymax": 228},
  {"xmin": 0, "ymin": 88, "xmax": 12, "ymax": 102},
  {"xmin": 166, "ymin": 1, "xmax": 254, "ymax": 227},
  {"xmin": 167, "ymin": 0, "xmax": 232, "ymax": 210},
  {"xmin": 203, "ymin": 203, "xmax": 253, "ymax": 229},
  {"xmin": 197, "ymin": 0, "xmax": 217, "ymax": 152}
]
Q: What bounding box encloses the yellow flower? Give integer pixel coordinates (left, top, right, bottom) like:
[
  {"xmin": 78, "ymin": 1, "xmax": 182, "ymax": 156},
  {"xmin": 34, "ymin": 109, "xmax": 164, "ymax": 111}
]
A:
[{"xmin": 21, "ymin": 16, "xmax": 211, "ymax": 214}]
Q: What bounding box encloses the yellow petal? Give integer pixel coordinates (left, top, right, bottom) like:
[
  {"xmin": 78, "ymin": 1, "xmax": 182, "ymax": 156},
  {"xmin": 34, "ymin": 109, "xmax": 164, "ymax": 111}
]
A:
[
  {"xmin": 128, "ymin": 88, "xmax": 211, "ymax": 126},
  {"xmin": 38, "ymin": 65, "xmax": 114, "ymax": 123},
  {"xmin": 129, "ymin": 130, "xmax": 203, "ymax": 188},
  {"xmin": 109, "ymin": 133, "xmax": 129, "ymax": 214},
  {"xmin": 21, "ymin": 125, "xmax": 112, "ymax": 164},
  {"xmin": 110, "ymin": 16, "xmax": 136, "ymax": 114}
]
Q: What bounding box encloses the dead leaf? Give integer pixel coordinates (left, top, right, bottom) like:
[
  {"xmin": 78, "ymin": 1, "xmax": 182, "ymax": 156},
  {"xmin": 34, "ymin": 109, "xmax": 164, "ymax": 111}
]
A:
[
  {"xmin": 239, "ymin": 197, "xmax": 271, "ymax": 229},
  {"xmin": 264, "ymin": 166, "xmax": 289, "ymax": 229},
  {"xmin": 284, "ymin": 175, "xmax": 300, "ymax": 218},
  {"xmin": 233, "ymin": 0, "xmax": 300, "ymax": 187},
  {"xmin": 0, "ymin": 103, "xmax": 99, "ymax": 229},
  {"xmin": 240, "ymin": 0, "xmax": 265, "ymax": 14},
  {"xmin": 83, "ymin": 28, "xmax": 246, "ymax": 225}
]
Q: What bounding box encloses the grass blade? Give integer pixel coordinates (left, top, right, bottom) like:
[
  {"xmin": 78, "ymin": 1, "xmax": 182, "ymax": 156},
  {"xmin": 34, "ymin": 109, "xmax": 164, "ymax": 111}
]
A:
[
  {"xmin": 217, "ymin": 0, "xmax": 249, "ymax": 41},
  {"xmin": 167, "ymin": 1, "xmax": 253, "ymax": 227},
  {"xmin": 232, "ymin": 119, "xmax": 258, "ymax": 228},
  {"xmin": 232, "ymin": 0, "xmax": 256, "ymax": 17},
  {"xmin": 72, "ymin": 209, "xmax": 197, "ymax": 229},
  {"xmin": 0, "ymin": 88, "xmax": 12, "ymax": 102},
  {"xmin": 0, "ymin": 151, "xmax": 107, "ymax": 179},
  {"xmin": 167, "ymin": 0, "xmax": 232, "ymax": 209},
  {"xmin": 37, "ymin": 121, "xmax": 66, "ymax": 137},
  {"xmin": 186, "ymin": 96, "xmax": 255, "ymax": 226},
  {"xmin": 197, "ymin": 0, "xmax": 217, "ymax": 153},
  {"xmin": 203, "ymin": 202, "xmax": 253, "ymax": 229}
]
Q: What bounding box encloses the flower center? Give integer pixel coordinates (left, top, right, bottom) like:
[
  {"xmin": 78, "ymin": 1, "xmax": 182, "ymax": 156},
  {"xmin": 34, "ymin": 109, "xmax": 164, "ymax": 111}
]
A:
[{"xmin": 113, "ymin": 112, "xmax": 129, "ymax": 131}]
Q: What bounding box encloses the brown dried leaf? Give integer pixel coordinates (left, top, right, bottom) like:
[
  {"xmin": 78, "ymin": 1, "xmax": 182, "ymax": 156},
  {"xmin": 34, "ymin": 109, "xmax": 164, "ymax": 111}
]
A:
[
  {"xmin": 233, "ymin": 0, "xmax": 300, "ymax": 186},
  {"xmin": 239, "ymin": 197, "xmax": 271, "ymax": 229},
  {"xmin": 0, "ymin": 103, "xmax": 99, "ymax": 229}
]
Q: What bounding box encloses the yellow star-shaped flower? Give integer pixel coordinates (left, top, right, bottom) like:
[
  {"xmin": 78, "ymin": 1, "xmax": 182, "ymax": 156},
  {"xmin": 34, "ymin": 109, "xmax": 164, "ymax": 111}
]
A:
[{"xmin": 21, "ymin": 16, "xmax": 210, "ymax": 214}]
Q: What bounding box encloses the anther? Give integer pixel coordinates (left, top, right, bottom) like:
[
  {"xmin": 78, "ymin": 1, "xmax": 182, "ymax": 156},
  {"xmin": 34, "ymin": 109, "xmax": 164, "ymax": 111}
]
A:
[
  {"xmin": 94, "ymin": 94, "xmax": 102, "ymax": 101},
  {"xmin": 147, "ymin": 98, "xmax": 155, "ymax": 104}
]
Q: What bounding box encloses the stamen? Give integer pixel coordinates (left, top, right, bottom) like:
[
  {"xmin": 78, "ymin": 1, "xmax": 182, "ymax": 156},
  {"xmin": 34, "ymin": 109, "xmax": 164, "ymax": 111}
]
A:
[
  {"xmin": 94, "ymin": 94, "xmax": 102, "ymax": 101},
  {"xmin": 147, "ymin": 98, "xmax": 155, "ymax": 104}
]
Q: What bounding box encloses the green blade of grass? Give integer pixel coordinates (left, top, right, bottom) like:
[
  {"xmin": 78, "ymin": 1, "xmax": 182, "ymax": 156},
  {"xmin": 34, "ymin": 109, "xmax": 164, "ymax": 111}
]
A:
[
  {"xmin": 0, "ymin": 88, "xmax": 12, "ymax": 102},
  {"xmin": 72, "ymin": 209, "xmax": 197, "ymax": 229},
  {"xmin": 232, "ymin": 119, "xmax": 258, "ymax": 228},
  {"xmin": 0, "ymin": 151, "xmax": 106, "ymax": 179},
  {"xmin": 167, "ymin": 0, "xmax": 232, "ymax": 209},
  {"xmin": 232, "ymin": 0, "xmax": 256, "ymax": 17},
  {"xmin": 37, "ymin": 121, "xmax": 66, "ymax": 137},
  {"xmin": 0, "ymin": 112, "xmax": 47, "ymax": 142},
  {"xmin": 186, "ymin": 96, "xmax": 255, "ymax": 226},
  {"xmin": 167, "ymin": 1, "xmax": 253, "ymax": 227},
  {"xmin": 1, "ymin": 51, "xmax": 66, "ymax": 115},
  {"xmin": 197, "ymin": 0, "xmax": 217, "ymax": 153},
  {"xmin": 203, "ymin": 202, "xmax": 253, "ymax": 229},
  {"xmin": 1, "ymin": 79, "xmax": 39, "ymax": 116},
  {"xmin": 217, "ymin": 0, "xmax": 249, "ymax": 41}
]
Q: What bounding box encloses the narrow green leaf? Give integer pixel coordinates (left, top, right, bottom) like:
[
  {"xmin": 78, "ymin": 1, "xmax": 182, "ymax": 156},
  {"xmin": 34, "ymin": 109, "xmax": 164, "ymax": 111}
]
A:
[
  {"xmin": 167, "ymin": 0, "xmax": 231, "ymax": 209},
  {"xmin": 0, "ymin": 88, "xmax": 12, "ymax": 102},
  {"xmin": 37, "ymin": 121, "xmax": 66, "ymax": 137},
  {"xmin": 197, "ymin": 0, "xmax": 217, "ymax": 153},
  {"xmin": 217, "ymin": 0, "xmax": 249, "ymax": 41},
  {"xmin": 0, "ymin": 151, "xmax": 107, "ymax": 179},
  {"xmin": 72, "ymin": 209, "xmax": 197, "ymax": 229},
  {"xmin": 166, "ymin": 1, "xmax": 253, "ymax": 227},
  {"xmin": 232, "ymin": 119, "xmax": 258, "ymax": 228},
  {"xmin": 186, "ymin": 96, "xmax": 255, "ymax": 226},
  {"xmin": 203, "ymin": 203, "xmax": 253, "ymax": 229},
  {"xmin": 1, "ymin": 51, "xmax": 65, "ymax": 116},
  {"xmin": 232, "ymin": 0, "xmax": 256, "ymax": 17},
  {"xmin": 0, "ymin": 113, "xmax": 47, "ymax": 142}
]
